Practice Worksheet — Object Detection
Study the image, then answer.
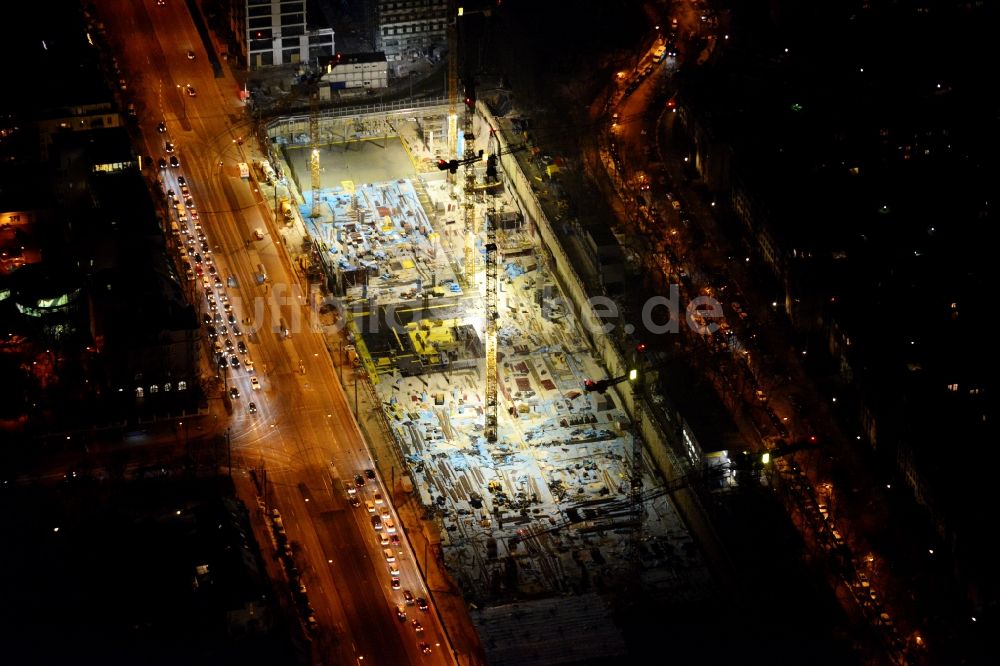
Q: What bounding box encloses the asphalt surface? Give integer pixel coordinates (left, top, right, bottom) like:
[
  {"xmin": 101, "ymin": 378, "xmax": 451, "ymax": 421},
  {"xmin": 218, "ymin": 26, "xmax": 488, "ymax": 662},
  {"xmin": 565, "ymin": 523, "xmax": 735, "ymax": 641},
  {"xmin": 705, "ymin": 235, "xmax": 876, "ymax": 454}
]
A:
[{"xmin": 94, "ymin": 1, "xmax": 460, "ymax": 664}]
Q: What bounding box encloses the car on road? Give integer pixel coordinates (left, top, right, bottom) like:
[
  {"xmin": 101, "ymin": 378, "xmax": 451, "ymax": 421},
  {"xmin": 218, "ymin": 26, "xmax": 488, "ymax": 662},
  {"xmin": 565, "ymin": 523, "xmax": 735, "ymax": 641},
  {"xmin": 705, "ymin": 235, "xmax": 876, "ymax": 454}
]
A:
[
  {"xmin": 383, "ymin": 548, "xmax": 396, "ymax": 563},
  {"xmin": 169, "ymin": 155, "xmax": 179, "ymax": 168},
  {"xmin": 157, "ymin": 157, "xmax": 167, "ymax": 169},
  {"xmin": 230, "ymin": 355, "xmax": 240, "ymax": 368},
  {"xmin": 224, "ymin": 338, "xmax": 234, "ymax": 352},
  {"xmin": 206, "ymin": 324, "xmax": 217, "ymax": 338},
  {"xmin": 349, "ymin": 495, "xmax": 360, "ymax": 508},
  {"xmin": 378, "ymin": 533, "xmax": 390, "ymax": 546},
  {"xmin": 373, "ymin": 492, "xmax": 384, "ymax": 505},
  {"xmin": 390, "ymin": 577, "xmax": 400, "ymax": 590},
  {"xmin": 230, "ymin": 386, "xmax": 240, "ymax": 399},
  {"xmin": 354, "ymin": 474, "xmax": 366, "ymax": 487},
  {"xmin": 231, "ymin": 323, "xmax": 242, "ymax": 336},
  {"xmin": 366, "ymin": 500, "xmax": 376, "ymax": 513},
  {"xmin": 178, "ymin": 176, "xmax": 187, "ymax": 186},
  {"xmin": 237, "ymin": 340, "xmax": 248, "ymax": 355},
  {"xmin": 418, "ymin": 642, "xmax": 431, "ymax": 654},
  {"xmin": 416, "ymin": 597, "xmax": 428, "ymax": 611},
  {"xmin": 186, "ymin": 50, "xmax": 195, "ymax": 60},
  {"xmin": 248, "ymin": 402, "xmax": 257, "ymax": 414},
  {"xmin": 411, "ymin": 620, "xmax": 423, "ymax": 633},
  {"xmin": 157, "ymin": 121, "xmax": 167, "ymax": 133},
  {"xmin": 380, "ymin": 506, "xmax": 391, "ymax": 520},
  {"xmin": 185, "ymin": 84, "xmax": 197, "ymax": 97},
  {"xmin": 371, "ymin": 515, "xmax": 382, "ymax": 531},
  {"xmin": 396, "ymin": 605, "xmax": 407, "ymax": 621},
  {"xmin": 365, "ymin": 468, "xmax": 376, "ymax": 480},
  {"xmin": 390, "ymin": 534, "xmax": 400, "ymax": 546},
  {"xmin": 250, "ymin": 376, "xmax": 260, "ymax": 390},
  {"xmin": 403, "ymin": 589, "xmax": 414, "ymax": 605},
  {"xmin": 165, "ymin": 142, "xmax": 174, "ymax": 153}
]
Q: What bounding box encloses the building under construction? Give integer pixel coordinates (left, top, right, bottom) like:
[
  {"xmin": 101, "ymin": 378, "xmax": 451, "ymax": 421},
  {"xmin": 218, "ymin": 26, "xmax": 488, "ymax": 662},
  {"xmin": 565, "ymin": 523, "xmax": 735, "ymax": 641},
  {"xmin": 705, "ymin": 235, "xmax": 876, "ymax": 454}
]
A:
[{"xmin": 267, "ymin": 100, "xmax": 730, "ymax": 665}]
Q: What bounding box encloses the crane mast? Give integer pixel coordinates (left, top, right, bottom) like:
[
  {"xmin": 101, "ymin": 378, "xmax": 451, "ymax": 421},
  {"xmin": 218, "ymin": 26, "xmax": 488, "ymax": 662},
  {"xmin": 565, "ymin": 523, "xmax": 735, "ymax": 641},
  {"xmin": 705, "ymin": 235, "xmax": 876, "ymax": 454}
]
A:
[
  {"xmin": 628, "ymin": 344, "xmax": 648, "ymax": 568},
  {"xmin": 309, "ymin": 90, "xmax": 321, "ymax": 219},
  {"xmin": 484, "ymin": 144, "xmax": 499, "ymax": 443},
  {"xmin": 462, "ymin": 106, "xmax": 477, "ymax": 284},
  {"xmin": 446, "ymin": 0, "xmax": 459, "ymax": 165}
]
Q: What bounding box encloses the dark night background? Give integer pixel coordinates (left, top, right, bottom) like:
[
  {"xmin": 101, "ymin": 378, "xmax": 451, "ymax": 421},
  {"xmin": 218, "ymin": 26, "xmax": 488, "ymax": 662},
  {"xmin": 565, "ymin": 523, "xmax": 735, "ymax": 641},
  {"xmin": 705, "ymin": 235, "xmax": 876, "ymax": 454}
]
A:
[{"xmin": 1, "ymin": 0, "xmax": 997, "ymax": 664}]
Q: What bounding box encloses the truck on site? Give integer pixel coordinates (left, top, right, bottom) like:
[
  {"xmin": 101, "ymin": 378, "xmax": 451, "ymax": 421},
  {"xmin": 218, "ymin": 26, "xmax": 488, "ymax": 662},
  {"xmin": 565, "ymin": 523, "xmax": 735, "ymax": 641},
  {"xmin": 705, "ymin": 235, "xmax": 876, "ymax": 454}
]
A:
[{"xmin": 279, "ymin": 197, "xmax": 294, "ymax": 226}]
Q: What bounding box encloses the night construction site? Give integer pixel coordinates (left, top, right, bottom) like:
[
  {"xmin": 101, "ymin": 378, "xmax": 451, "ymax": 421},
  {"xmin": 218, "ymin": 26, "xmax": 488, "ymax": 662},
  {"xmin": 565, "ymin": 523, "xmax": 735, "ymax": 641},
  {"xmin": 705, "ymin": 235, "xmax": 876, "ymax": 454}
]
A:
[{"xmin": 258, "ymin": 97, "xmax": 732, "ymax": 664}]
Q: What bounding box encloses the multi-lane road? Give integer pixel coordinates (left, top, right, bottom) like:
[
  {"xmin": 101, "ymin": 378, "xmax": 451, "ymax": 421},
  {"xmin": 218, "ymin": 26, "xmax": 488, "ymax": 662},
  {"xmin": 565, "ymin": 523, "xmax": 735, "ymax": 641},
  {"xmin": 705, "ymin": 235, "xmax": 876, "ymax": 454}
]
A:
[{"xmin": 97, "ymin": 1, "xmax": 452, "ymax": 663}]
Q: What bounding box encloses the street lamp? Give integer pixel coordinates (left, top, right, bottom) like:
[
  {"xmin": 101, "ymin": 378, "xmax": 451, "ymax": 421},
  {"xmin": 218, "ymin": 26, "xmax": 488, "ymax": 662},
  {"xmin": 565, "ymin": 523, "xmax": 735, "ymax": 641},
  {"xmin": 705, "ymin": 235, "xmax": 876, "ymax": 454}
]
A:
[{"xmin": 175, "ymin": 84, "xmax": 188, "ymax": 119}]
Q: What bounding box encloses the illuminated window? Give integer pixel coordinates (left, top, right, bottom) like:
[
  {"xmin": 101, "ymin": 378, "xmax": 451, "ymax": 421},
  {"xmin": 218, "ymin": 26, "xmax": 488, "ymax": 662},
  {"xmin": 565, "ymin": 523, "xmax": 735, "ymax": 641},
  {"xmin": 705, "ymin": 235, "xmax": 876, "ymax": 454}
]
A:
[
  {"xmin": 178, "ymin": 381, "xmax": 187, "ymax": 391},
  {"xmin": 150, "ymin": 384, "xmax": 159, "ymax": 393},
  {"xmin": 947, "ymin": 383, "xmax": 958, "ymax": 392},
  {"xmin": 164, "ymin": 383, "xmax": 172, "ymax": 392},
  {"xmin": 136, "ymin": 387, "xmax": 144, "ymax": 398}
]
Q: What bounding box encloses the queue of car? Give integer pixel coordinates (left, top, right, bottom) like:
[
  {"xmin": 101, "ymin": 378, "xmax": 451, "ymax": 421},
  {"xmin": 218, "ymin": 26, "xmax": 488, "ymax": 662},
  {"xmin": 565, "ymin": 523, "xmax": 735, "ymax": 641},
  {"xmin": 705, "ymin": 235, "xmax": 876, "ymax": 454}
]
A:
[
  {"xmin": 160, "ymin": 129, "xmax": 260, "ymax": 415},
  {"xmin": 348, "ymin": 467, "xmax": 433, "ymax": 654}
]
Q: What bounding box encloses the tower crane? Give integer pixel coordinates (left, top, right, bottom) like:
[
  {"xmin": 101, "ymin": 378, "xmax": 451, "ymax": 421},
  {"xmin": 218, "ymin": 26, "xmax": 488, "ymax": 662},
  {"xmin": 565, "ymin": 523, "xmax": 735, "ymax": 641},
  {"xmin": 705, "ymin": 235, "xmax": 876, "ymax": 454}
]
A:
[
  {"xmin": 308, "ymin": 88, "xmax": 321, "ymax": 219},
  {"xmin": 628, "ymin": 343, "xmax": 647, "ymax": 567},
  {"xmin": 522, "ymin": 437, "xmax": 820, "ymax": 543},
  {"xmin": 446, "ymin": 0, "xmax": 459, "ymax": 168},
  {"xmin": 580, "ymin": 342, "xmax": 650, "ymax": 567},
  {"xmin": 461, "ymin": 86, "xmax": 478, "ymax": 284},
  {"xmin": 482, "ymin": 128, "xmax": 502, "ymax": 444}
]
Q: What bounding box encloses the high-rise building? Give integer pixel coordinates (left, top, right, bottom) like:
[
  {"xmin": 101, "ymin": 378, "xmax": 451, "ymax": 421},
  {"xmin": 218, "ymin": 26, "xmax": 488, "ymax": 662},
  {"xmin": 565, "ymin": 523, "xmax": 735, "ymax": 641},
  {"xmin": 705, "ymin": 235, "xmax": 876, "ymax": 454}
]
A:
[
  {"xmin": 240, "ymin": 0, "xmax": 334, "ymax": 70},
  {"xmin": 375, "ymin": 0, "xmax": 447, "ymax": 68}
]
